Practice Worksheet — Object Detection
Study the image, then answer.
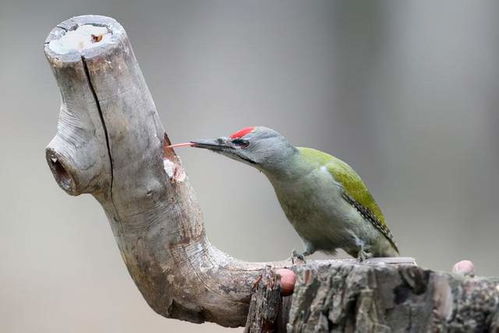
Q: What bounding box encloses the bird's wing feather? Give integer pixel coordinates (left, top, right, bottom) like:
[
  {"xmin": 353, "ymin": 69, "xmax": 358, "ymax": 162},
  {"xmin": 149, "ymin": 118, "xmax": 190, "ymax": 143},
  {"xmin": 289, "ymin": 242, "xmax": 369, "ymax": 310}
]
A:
[
  {"xmin": 298, "ymin": 147, "xmax": 398, "ymax": 252},
  {"xmin": 325, "ymin": 156, "xmax": 385, "ymax": 224}
]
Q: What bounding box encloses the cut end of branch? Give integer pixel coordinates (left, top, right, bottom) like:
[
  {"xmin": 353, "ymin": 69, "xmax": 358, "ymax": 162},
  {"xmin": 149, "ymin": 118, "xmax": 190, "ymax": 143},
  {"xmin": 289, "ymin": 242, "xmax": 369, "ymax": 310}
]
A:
[
  {"xmin": 46, "ymin": 148, "xmax": 77, "ymax": 195},
  {"xmin": 48, "ymin": 24, "xmax": 111, "ymax": 55}
]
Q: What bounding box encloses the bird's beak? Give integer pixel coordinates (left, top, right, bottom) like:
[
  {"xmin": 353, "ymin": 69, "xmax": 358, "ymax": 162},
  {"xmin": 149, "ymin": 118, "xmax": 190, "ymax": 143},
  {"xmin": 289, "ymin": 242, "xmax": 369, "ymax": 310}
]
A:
[
  {"xmin": 191, "ymin": 137, "xmax": 257, "ymax": 165},
  {"xmin": 190, "ymin": 138, "xmax": 232, "ymax": 152}
]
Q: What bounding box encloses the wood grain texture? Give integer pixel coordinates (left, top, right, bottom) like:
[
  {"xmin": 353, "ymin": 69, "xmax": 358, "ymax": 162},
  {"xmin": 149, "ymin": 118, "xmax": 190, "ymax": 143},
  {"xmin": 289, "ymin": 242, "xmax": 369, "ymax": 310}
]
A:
[
  {"xmin": 244, "ymin": 266, "xmax": 283, "ymax": 332},
  {"xmin": 44, "ymin": 15, "xmax": 270, "ymax": 327},
  {"xmin": 246, "ymin": 263, "xmax": 499, "ymax": 332}
]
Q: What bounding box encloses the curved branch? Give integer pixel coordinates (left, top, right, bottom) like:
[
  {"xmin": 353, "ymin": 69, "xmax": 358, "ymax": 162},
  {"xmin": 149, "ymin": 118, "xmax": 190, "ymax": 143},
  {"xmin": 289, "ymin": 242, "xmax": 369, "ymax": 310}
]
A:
[{"xmin": 44, "ymin": 15, "xmax": 283, "ymax": 327}]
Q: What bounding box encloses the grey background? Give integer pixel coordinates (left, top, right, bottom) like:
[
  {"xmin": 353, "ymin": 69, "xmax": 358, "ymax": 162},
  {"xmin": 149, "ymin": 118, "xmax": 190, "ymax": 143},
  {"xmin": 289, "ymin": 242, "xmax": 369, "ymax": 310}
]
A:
[{"xmin": 1, "ymin": 0, "xmax": 499, "ymax": 332}]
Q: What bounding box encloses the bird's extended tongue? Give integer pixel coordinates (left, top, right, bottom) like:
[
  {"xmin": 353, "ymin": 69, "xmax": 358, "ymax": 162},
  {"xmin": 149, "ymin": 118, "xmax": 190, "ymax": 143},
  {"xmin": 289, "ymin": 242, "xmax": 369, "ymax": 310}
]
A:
[{"xmin": 164, "ymin": 142, "xmax": 194, "ymax": 149}]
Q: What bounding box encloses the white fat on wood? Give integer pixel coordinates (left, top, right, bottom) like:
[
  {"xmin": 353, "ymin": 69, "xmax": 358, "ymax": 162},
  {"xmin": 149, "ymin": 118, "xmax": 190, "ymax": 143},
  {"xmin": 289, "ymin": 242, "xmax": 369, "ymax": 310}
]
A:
[
  {"xmin": 163, "ymin": 158, "xmax": 186, "ymax": 182},
  {"xmin": 49, "ymin": 25, "xmax": 110, "ymax": 54},
  {"xmin": 163, "ymin": 159, "xmax": 175, "ymax": 178}
]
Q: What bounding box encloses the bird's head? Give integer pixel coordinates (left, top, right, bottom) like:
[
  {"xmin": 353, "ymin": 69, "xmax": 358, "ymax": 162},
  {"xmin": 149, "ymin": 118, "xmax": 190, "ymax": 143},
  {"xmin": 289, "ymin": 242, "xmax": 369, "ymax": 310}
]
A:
[{"xmin": 190, "ymin": 126, "xmax": 297, "ymax": 171}]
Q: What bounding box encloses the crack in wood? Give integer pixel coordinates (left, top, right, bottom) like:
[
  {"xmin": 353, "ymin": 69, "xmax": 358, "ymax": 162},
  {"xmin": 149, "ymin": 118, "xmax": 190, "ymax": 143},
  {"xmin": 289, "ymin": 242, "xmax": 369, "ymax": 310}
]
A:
[{"xmin": 80, "ymin": 55, "xmax": 115, "ymax": 201}]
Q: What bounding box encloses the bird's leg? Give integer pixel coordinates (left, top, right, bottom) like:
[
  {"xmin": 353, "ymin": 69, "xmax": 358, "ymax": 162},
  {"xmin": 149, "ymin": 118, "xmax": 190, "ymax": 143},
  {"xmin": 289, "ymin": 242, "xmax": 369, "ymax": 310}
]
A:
[
  {"xmin": 347, "ymin": 232, "xmax": 373, "ymax": 262},
  {"xmin": 357, "ymin": 245, "xmax": 373, "ymax": 263},
  {"xmin": 290, "ymin": 250, "xmax": 305, "ymax": 264},
  {"xmin": 290, "ymin": 242, "xmax": 315, "ymax": 264},
  {"xmin": 357, "ymin": 250, "xmax": 367, "ymax": 262}
]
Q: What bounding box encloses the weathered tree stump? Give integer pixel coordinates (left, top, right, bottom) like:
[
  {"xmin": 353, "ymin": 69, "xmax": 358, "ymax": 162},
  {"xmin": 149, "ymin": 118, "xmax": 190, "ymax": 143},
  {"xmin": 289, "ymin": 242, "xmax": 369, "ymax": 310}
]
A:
[
  {"xmin": 288, "ymin": 263, "xmax": 499, "ymax": 332},
  {"xmin": 243, "ymin": 262, "xmax": 499, "ymax": 332},
  {"xmin": 44, "ymin": 15, "xmax": 499, "ymax": 331}
]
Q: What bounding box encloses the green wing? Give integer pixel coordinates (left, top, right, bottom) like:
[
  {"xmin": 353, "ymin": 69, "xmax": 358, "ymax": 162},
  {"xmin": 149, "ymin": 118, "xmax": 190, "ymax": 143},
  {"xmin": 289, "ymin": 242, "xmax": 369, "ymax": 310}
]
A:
[
  {"xmin": 298, "ymin": 147, "xmax": 397, "ymax": 251},
  {"xmin": 325, "ymin": 156, "xmax": 385, "ymax": 226}
]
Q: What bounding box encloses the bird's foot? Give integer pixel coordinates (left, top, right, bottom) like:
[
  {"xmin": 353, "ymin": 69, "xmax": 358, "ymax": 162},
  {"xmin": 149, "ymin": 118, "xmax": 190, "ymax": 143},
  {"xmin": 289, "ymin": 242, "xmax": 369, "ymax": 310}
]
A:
[
  {"xmin": 357, "ymin": 249, "xmax": 373, "ymax": 263},
  {"xmin": 290, "ymin": 249, "xmax": 306, "ymax": 264}
]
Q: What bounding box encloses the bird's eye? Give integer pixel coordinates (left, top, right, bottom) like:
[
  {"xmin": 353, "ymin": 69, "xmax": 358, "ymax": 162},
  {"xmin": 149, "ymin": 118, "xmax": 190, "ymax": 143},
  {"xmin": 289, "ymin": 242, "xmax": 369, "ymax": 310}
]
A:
[{"xmin": 232, "ymin": 139, "xmax": 249, "ymax": 148}]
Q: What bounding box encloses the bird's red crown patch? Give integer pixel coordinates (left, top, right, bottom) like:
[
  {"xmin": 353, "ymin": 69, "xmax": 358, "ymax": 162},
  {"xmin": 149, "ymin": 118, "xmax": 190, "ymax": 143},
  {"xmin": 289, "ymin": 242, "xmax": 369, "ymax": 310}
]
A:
[{"xmin": 229, "ymin": 126, "xmax": 256, "ymax": 139}]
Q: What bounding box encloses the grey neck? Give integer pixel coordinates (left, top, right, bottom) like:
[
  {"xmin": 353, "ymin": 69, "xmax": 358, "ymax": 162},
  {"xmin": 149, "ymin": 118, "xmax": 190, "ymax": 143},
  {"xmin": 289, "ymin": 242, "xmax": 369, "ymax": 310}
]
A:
[{"xmin": 260, "ymin": 147, "xmax": 311, "ymax": 183}]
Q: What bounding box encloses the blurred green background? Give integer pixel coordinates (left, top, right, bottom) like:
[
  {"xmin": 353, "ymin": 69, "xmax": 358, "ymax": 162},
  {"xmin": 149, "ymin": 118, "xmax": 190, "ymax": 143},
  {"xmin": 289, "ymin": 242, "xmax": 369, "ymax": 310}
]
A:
[{"xmin": 1, "ymin": 0, "xmax": 499, "ymax": 332}]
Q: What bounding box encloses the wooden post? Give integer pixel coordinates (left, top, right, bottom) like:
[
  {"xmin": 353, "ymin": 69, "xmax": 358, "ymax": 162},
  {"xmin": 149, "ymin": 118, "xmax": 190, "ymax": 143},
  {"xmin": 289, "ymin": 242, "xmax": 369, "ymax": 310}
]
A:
[{"xmin": 44, "ymin": 16, "xmax": 498, "ymax": 331}]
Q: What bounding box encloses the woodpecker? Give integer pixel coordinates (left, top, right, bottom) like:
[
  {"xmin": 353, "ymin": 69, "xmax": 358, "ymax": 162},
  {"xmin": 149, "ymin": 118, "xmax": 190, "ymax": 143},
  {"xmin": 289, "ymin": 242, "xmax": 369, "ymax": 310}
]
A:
[{"xmin": 169, "ymin": 126, "xmax": 398, "ymax": 260}]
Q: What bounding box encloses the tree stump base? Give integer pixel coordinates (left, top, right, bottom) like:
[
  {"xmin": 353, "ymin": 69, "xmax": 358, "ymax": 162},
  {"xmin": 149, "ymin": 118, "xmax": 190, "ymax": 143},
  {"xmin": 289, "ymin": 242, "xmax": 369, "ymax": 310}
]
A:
[{"xmin": 245, "ymin": 261, "xmax": 499, "ymax": 332}]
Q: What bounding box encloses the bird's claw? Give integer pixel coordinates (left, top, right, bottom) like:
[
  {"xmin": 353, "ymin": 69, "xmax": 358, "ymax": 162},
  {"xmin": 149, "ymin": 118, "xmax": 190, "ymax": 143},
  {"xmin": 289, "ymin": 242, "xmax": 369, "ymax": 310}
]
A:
[
  {"xmin": 291, "ymin": 249, "xmax": 306, "ymax": 264},
  {"xmin": 357, "ymin": 249, "xmax": 373, "ymax": 263}
]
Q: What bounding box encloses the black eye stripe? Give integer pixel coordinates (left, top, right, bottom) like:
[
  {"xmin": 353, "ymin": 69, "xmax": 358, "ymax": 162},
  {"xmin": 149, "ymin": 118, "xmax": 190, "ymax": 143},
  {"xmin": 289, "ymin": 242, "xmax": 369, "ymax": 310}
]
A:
[{"xmin": 232, "ymin": 139, "xmax": 250, "ymax": 147}]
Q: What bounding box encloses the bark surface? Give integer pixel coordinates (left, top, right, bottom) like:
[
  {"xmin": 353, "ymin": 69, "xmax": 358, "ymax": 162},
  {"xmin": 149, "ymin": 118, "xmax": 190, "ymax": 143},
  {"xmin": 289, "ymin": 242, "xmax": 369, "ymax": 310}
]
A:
[
  {"xmin": 44, "ymin": 16, "xmax": 498, "ymax": 331},
  {"xmin": 243, "ymin": 262, "xmax": 499, "ymax": 332},
  {"xmin": 287, "ymin": 263, "xmax": 499, "ymax": 332}
]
